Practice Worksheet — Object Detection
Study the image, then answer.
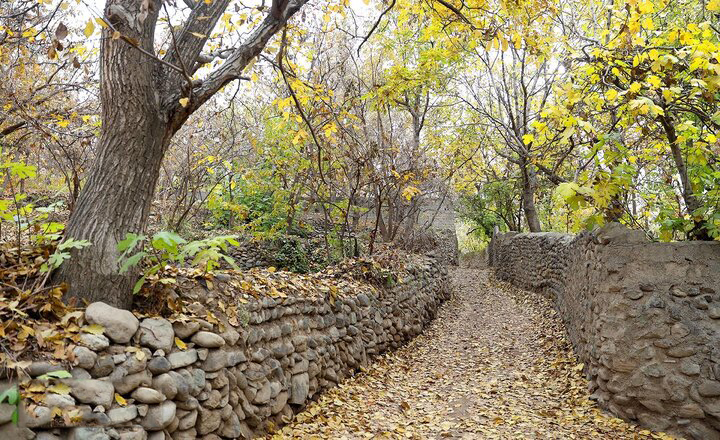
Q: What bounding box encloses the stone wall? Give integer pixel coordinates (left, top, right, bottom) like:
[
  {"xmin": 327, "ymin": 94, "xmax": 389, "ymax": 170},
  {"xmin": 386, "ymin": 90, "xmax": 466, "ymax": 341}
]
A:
[
  {"xmin": 2, "ymin": 257, "xmax": 449, "ymax": 440},
  {"xmin": 490, "ymin": 224, "xmax": 720, "ymax": 440}
]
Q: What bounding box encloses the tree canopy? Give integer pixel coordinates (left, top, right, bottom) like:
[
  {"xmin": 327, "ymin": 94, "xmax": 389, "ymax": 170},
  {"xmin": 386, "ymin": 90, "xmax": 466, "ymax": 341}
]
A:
[{"xmin": 2, "ymin": 0, "xmax": 719, "ymax": 306}]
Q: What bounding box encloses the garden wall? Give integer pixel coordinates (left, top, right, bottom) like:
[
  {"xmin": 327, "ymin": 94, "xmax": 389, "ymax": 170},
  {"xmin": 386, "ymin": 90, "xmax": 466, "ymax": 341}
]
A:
[
  {"xmin": 490, "ymin": 224, "xmax": 720, "ymax": 440},
  {"xmin": 1, "ymin": 256, "xmax": 449, "ymax": 440}
]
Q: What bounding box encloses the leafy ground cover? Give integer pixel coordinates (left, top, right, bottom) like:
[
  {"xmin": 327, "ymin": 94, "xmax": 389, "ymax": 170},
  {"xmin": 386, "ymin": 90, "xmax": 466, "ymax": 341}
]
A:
[{"xmin": 0, "ymin": 242, "xmax": 415, "ymax": 370}]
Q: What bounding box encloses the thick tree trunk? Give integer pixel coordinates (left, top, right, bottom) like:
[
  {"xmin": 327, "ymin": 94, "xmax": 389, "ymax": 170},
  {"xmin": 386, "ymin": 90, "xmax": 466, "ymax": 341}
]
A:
[
  {"xmin": 521, "ymin": 161, "xmax": 542, "ymax": 232},
  {"xmin": 54, "ymin": 0, "xmax": 308, "ymax": 308},
  {"xmin": 56, "ymin": 0, "xmax": 167, "ymax": 309}
]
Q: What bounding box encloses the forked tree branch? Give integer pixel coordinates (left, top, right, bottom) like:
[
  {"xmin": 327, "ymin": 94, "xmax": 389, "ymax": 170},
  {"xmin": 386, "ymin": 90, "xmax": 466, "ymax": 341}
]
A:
[{"xmin": 167, "ymin": 0, "xmax": 310, "ymax": 131}]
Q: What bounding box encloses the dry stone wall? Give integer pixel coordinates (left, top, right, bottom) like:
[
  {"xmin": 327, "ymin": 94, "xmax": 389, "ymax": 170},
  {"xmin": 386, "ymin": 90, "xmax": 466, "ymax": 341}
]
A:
[
  {"xmin": 490, "ymin": 224, "xmax": 720, "ymax": 440},
  {"xmin": 1, "ymin": 257, "xmax": 449, "ymax": 440}
]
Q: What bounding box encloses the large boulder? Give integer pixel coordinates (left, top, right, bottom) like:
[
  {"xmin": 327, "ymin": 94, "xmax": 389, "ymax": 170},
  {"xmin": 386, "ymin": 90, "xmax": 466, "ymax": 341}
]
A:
[
  {"xmin": 191, "ymin": 331, "xmax": 225, "ymax": 348},
  {"xmin": 289, "ymin": 373, "xmax": 310, "ymax": 404},
  {"xmin": 131, "ymin": 387, "xmax": 165, "ymax": 404},
  {"xmin": 141, "ymin": 401, "xmax": 176, "ymax": 431},
  {"xmin": 137, "ymin": 318, "xmax": 174, "ymax": 352},
  {"xmin": 85, "ymin": 302, "xmax": 139, "ymax": 343},
  {"xmin": 66, "ymin": 379, "xmax": 114, "ymax": 408}
]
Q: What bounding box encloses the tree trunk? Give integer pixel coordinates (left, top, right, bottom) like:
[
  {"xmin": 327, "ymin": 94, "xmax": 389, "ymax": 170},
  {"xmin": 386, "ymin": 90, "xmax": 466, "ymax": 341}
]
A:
[
  {"xmin": 54, "ymin": 0, "xmax": 309, "ymax": 308},
  {"xmin": 521, "ymin": 161, "xmax": 542, "ymax": 232},
  {"xmin": 660, "ymin": 115, "xmax": 709, "ymax": 239},
  {"xmin": 56, "ymin": 0, "xmax": 168, "ymax": 308}
]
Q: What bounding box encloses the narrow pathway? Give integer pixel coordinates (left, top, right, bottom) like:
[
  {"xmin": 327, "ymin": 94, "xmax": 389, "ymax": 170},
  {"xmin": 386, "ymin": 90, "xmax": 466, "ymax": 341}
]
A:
[{"xmin": 272, "ymin": 268, "xmax": 665, "ymax": 439}]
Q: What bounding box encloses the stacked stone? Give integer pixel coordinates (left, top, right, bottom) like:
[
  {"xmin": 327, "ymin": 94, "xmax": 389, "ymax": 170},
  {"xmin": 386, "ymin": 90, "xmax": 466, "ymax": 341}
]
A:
[
  {"xmin": 489, "ymin": 223, "xmax": 720, "ymax": 440},
  {"xmin": 493, "ymin": 231, "xmax": 573, "ymax": 296},
  {"xmin": 2, "ymin": 256, "xmax": 449, "ymax": 440},
  {"xmin": 229, "ymin": 241, "xmax": 272, "ymax": 270},
  {"xmin": 434, "ymin": 230, "xmax": 460, "ymax": 266}
]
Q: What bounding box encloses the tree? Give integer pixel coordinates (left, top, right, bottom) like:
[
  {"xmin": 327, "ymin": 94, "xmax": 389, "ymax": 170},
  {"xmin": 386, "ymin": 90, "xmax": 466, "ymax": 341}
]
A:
[
  {"xmin": 1, "ymin": 1, "xmax": 99, "ymax": 212},
  {"xmin": 532, "ymin": 0, "xmax": 720, "ymax": 239},
  {"xmin": 57, "ymin": 0, "xmax": 310, "ymax": 309},
  {"xmin": 454, "ymin": 46, "xmax": 564, "ymax": 232}
]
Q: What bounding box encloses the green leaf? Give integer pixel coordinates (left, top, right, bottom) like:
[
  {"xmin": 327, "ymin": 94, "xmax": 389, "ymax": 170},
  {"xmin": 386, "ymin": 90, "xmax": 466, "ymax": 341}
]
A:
[
  {"xmin": 37, "ymin": 369, "xmax": 72, "ymax": 380},
  {"xmin": 221, "ymin": 254, "xmax": 239, "ymax": 270},
  {"xmin": 151, "ymin": 231, "xmax": 186, "ymax": 254},
  {"xmin": 132, "ymin": 276, "xmax": 147, "ymax": 294},
  {"xmin": 117, "ymin": 233, "xmax": 145, "ymax": 253},
  {"xmin": 119, "ymin": 251, "xmax": 146, "ymax": 274},
  {"xmin": 0, "ymin": 386, "xmax": 19, "ymax": 405},
  {"xmin": 57, "ymin": 238, "xmax": 91, "ymax": 251},
  {"xmin": 181, "ymin": 240, "xmax": 204, "ymax": 258},
  {"xmin": 146, "ymin": 264, "xmax": 161, "ymax": 276}
]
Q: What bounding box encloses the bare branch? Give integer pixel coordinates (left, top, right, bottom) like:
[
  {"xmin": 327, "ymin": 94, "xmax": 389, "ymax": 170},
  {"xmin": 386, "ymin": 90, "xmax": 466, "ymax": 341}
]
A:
[
  {"xmin": 357, "ymin": 0, "xmax": 397, "ymax": 55},
  {"xmin": 162, "ymin": 0, "xmax": 233, "ymax": 77},
  {"xmin": 167, "ymin": 0, "xmax": 310, "ymax": 132}
]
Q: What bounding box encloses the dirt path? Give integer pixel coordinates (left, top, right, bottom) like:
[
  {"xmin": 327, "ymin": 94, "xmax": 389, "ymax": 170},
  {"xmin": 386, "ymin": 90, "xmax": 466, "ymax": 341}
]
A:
[{"xmin": 272, "ymin": 268, "xmax": 667, "ymax": 439}]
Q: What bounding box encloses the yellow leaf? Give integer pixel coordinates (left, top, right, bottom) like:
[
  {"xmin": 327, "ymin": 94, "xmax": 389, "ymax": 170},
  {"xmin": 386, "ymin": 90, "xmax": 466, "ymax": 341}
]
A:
[
  {"xmin": 179, "ymin": 97, "xmax": 189, "ymax": 107},
  {"xmin": 82, "ymin": 324, "xmax": 104, "ymax": 335},
  {"xmin": 115, "ymin": 393, "xmax": 127, "ymax": 406},
  {"xmin": 647, "ymin": 76, "xmax": 661, "ymax": 89},
  {"xmin": 27, "ymin": 382, "xmax": 47, "ymax": 393},
  {"xmin": 662, "ymin": 88, "xmax": 674, "ymax": 102},
  {"xmin": 641, "ymin": 16, "xmax": 653, "ymax": 30},
  {"xmin": 83, "ymin": 20, "xmax": 95, "ymax": 38},
  {"xmin": 126, "ymin": 346, "xmax": 147, "ymax": 361},
  {"xmin": 605, "ymin": 89, "xmax": 618, "ymax": 101},
  {"xmin": 47, "ymin": 383, "xmax": 71, "ymax": 396},
  {"xmin": 175, "ymin": 337, "xmax": 187, "ymax": 351},
  {"xmin": 709, "ymin": 0, "xmax": 720, "ymax": 11},
  {"xmin": 638, "ymin": 0, "xmax": 654, "ymax": 14},
  {"xmin": 267, "ymin": 266, "xmax": 276, "ymax": 273}
]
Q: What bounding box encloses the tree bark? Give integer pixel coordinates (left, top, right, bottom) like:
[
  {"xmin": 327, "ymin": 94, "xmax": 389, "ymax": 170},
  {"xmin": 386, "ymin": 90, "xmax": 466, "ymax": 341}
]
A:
[
  {"xmin": 56, "ymin": 0, "xmax": 167, "ymax": 308},
  {"xmin": 521, "ymin": 160, "xmax": 542, "ymax": 232}
]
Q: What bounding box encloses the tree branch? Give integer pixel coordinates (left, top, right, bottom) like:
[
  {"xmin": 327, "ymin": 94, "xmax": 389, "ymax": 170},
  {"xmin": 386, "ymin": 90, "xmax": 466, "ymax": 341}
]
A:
[
  {"xmin": 167, "ymin": 0, "xmax": 310, "ymax": 132},
  {"xmin": 357, "ymin": 0, "xmax": 397, "ymax": 55},
  {"xmin": 162, "ymin": 0, "xmax": 233, "ymax": 77}
]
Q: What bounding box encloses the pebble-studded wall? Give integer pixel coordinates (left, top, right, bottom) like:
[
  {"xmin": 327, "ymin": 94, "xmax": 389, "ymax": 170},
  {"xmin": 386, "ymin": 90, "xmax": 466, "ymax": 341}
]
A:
[{"xmin": 490, "ymin": 223, "xmax": 720, "ymax": 440}]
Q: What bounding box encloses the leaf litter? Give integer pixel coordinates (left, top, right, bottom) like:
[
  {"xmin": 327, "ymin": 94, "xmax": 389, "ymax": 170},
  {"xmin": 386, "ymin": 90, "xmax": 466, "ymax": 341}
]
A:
[{"xmin": 271, "ymin": 268, "xmax": 674, "ymax": 439}]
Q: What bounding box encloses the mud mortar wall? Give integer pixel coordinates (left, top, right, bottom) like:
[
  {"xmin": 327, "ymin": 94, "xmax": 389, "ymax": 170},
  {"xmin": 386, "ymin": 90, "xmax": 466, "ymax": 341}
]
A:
[
  {"xmin": 1, "ymin": 256, "xmax": 449, "ymax": 440},
  {"xmin": 490, "ymin": 224, "xmax": 720, "ymax": 440}
]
